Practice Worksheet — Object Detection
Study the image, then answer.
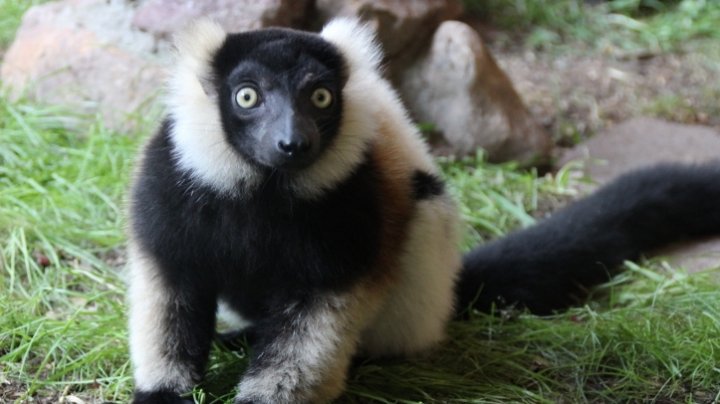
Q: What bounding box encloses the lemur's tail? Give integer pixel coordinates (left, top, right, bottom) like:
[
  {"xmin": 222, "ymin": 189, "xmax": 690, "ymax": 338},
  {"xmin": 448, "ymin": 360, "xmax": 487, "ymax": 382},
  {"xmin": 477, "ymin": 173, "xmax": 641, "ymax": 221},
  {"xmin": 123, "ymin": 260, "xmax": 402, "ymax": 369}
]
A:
[{"xmin": 457, "ymin": 162, "xmax": 720, "ymax": 315}]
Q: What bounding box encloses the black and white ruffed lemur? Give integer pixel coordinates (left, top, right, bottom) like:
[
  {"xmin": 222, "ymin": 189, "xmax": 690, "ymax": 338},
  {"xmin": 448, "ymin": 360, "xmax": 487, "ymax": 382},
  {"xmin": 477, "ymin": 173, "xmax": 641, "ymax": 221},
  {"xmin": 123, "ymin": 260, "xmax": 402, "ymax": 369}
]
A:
[{"xmin": 126, "ymin": 18, "xmax": 720, "ymax": 403}]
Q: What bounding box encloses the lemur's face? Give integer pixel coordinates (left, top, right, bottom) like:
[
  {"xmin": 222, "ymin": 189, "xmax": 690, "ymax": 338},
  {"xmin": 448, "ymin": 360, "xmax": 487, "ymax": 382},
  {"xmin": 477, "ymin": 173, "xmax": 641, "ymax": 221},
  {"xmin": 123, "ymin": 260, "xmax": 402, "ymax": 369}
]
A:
[{"xmin": 211, "ymin": 30, "xmax": 347, "ymax": 172}]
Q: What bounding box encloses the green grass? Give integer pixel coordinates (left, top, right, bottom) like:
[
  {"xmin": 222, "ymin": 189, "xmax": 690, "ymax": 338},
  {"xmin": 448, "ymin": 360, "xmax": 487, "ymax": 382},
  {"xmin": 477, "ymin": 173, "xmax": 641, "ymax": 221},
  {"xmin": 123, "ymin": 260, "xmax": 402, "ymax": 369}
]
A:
[
  {"xmin": 0, "ymin": 100, "xmax": 135, "ymax": 401},
  {"xmin": 466, "ymin": 0, "xmax": 720, "ymax": 53},
  {"xmin": 1, "ymin": 96, "xmax": 719, "ymax": 403},
  {"xmin": 0, "ymin": 0, "xmax": 45, "ymax": 48},
  {"xmin": 442, "ymin": 154, "xmax": 581, "ymax": 249}
]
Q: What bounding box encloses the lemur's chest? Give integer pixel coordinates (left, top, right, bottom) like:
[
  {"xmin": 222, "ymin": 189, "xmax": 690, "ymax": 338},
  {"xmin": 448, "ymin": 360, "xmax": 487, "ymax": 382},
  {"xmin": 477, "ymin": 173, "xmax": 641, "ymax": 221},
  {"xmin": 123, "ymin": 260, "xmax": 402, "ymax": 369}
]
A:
[
  {"xmin": 208, "ymin": 195, "xmax": 380, "ymax": 265},
  {"xmin": 190, "ymin": 180, "xmax": 383, "ymax": 318},
  {"xmin": 166, "ymin": 168, "xmax": 380, "ymax": 291}
]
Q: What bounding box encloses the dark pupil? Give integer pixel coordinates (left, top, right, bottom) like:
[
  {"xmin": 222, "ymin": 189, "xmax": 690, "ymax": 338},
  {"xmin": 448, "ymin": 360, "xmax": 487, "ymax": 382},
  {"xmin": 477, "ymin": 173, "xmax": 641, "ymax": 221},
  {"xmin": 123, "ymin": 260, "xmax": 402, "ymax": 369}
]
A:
[
  {"xmin": 243, "ymin": 93, "xmax": 251, "ymax": 101},
  {"xmin": 317, "ymin": 93, "xmax": 325, "ymax": 101}
]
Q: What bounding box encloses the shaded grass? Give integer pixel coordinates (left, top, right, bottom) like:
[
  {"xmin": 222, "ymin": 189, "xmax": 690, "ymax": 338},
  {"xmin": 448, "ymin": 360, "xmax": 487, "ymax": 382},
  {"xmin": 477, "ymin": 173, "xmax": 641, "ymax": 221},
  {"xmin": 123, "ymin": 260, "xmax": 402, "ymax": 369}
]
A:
[
  {"xmin": 466, "ymin": 0, "xmax": 720, "ymax": 53},
  {"xmin": 1, "ymin": 96, "xmax": 719, "ymax": 403},
  {"xmin": 343, "ymin": 262, "xmax": 720, "ymax": 403}
]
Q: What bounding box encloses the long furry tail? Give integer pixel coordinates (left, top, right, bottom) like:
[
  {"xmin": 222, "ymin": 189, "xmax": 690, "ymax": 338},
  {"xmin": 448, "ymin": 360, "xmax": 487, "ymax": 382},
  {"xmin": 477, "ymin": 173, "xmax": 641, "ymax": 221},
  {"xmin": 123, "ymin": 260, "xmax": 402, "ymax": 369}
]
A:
[{"xmin": 457, "ymin": 163, "xmax": 720, "ymax": 315}]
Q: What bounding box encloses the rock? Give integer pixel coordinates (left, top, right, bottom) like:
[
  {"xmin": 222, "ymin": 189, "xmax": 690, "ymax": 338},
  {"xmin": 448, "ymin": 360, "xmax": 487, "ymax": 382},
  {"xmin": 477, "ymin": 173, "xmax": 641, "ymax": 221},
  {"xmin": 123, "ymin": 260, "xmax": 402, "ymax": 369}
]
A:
[
  {"xmin": 315, "ymin": 4, "xmax": 551, "ymax": 162},
  {"xmin": 314, "ymin": 0, "xmax": 463, "ymax": 65},
  {"xmin": 0, "ymin": 0, "xmax": 165, "ymax": 129},
  {"xmin": 559, "ymin": 117, "xmax": 720, "ymax": 184},
  {"xmin": 315, "ymin": 2, "xmax": 548, "ymax": 161},
  {"xmin": 133, "ymin": 0, "xmax": 312, "ymax": 37},
  {"xmin": 398, "ymin": 21, "xmax": 553, "ymax": 162},
  {"xmin": 658, "ymin": 238, "xmax": 720, "ymax": 274},
  {"xmin": 1, "ymin": 0, "xmax": 549, "ymax": 163},
  {"xmin": 0, "ymin": 0, "xmax": 313, "ymax": 130}
]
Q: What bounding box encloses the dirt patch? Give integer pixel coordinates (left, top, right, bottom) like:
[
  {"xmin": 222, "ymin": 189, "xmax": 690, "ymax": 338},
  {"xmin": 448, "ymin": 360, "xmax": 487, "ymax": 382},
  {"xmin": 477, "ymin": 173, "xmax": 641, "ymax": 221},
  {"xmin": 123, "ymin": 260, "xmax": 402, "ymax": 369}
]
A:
[
  {"xmin": 485, "ymin": 38, "xmax": 720, "ymax": 148},
  {"xmin": 0, "ymin": 380, "xmax": 58, "ymax": 403}
]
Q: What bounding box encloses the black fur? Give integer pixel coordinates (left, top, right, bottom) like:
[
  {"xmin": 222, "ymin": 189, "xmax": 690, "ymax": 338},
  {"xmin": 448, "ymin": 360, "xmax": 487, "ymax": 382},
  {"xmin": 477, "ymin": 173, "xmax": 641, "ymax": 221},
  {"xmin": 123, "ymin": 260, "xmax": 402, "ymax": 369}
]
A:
[
  {"xmin": 130, "ymin": 23, "xmax": 720, "ymax": 403},
  {"xmin": 458, "ymin": 163, "xmax": 720, "ymax": 315},
  {"xmin": 412, "ymin": 170, "xmax": 444, "ymax": 200},
  {"xmin": 132, "ymin": 122, "xmax": 383, "ymax": 321},
  {"xmin": 211, "ymin": 29, "xmax": 347, "ymax": 171},
  {"xmin": 129, "ymin": 29, "xmax": 375, "ymax": 402},
  {"xmin": 131, "ymin": 120, "xmax": 384, "ymax": 401},
  {"xmin": 132, "ymin": 390, "xmax": 193, "ymax": 404}
]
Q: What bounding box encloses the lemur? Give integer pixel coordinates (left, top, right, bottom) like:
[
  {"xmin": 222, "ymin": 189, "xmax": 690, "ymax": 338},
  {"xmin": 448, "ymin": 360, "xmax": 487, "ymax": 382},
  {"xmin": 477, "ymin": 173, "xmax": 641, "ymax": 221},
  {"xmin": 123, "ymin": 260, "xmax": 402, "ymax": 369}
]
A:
[{"xmin": 126, "ymin": 18, "xmax": 720, "ymax": 403}]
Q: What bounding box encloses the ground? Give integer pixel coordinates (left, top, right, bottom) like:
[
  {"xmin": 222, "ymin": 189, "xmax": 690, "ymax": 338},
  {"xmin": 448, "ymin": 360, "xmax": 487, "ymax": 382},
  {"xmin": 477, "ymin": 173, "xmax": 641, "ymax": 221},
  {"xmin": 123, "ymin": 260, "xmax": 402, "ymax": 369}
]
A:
[
  {"xmin": 1, "ymin": 1, "xmax": 719, "ymax": 403},
  {"xmin": 497, "ymin": 40, "xmax": 720, "ymax": 144}
]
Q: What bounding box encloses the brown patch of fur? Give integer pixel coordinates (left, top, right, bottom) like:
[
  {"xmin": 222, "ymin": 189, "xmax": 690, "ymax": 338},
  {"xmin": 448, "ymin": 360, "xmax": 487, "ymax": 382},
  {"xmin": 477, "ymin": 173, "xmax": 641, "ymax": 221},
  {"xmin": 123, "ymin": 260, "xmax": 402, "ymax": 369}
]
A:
[{"xmin": 365, "ymin": 118, "xmax": 417, "ymax": 289}]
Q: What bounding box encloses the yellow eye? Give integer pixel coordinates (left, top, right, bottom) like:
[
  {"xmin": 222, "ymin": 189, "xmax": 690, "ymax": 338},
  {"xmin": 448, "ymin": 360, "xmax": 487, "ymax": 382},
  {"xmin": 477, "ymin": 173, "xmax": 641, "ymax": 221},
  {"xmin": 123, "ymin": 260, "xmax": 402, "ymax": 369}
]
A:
[
  {"xmin": 311, "ymin": 88, "xmax": 332, "ymax": 109},
  {"xmin": 236, "ymin": 87, "xmax": 259, "ymax": 108}
]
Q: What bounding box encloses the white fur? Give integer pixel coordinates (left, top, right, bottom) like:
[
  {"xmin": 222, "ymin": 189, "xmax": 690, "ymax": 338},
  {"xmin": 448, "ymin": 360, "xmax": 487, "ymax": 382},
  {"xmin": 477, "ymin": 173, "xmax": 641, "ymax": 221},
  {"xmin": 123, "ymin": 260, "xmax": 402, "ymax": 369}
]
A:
[
  {"xmin": 320, "ymin": 18, "xmax": 383, "ymax": 77},
  {"xmin": 127, "ymin": 244, "xmax": 195, "ymax": 392},
  {"xmin": 323, "ymin": 17, "xmax": 438, "ymax": 176},
  {"xmin": 235, "ymin": 292, "xmax": 381, "ymax": 403},
  {"xmin": 361, "ymin": 196, "xmax": 462, "ymax": 356},
  {"xmin": 303, "ymin": 18, "xmax": 462, "ymax": 354},
  {"xmin": 167, "ymin": 19, "xmax": 259, "ymax": 196},
  {"xmin": 292, "ymin": 18, "xmax": 437, "ymax": 197},
  {"xmin": 217, "ymin": 299, "xmax": 253, "ymax": 332},
  {"xmin": 165, "ymin": 17, "xmax": 434, "ymax": 200}
]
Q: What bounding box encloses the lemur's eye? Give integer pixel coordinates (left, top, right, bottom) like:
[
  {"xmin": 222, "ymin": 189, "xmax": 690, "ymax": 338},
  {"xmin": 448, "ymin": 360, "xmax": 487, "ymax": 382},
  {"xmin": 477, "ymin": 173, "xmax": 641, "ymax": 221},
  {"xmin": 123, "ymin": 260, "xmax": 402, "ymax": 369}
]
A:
[
  {"xmin": 311, "ymin": 88, "xmax": 332, "ymax": 109},
  {"xmin": 235, "ymin": 87, "xmax": 259, "ymax": 109}
]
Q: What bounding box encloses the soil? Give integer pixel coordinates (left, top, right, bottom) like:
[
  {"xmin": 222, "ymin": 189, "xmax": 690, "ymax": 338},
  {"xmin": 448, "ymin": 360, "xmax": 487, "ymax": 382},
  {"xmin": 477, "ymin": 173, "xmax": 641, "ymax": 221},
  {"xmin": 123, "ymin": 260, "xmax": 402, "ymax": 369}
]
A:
[{"xmin": 480, "ymin": 32, "xmax": 720, "ymax": 149}]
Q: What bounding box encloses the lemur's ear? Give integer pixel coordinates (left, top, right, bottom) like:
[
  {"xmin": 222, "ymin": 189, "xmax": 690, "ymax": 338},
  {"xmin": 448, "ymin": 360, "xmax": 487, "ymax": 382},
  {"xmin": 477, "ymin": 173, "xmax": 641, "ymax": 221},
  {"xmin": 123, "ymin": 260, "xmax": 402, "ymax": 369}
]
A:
[
  {"xmin": 172, "ymin": 19, "xmax": 226, "ymax": 97},
  {"xmin": 321, "ymin": 18, "xmax": 383, "ymax": 74}
]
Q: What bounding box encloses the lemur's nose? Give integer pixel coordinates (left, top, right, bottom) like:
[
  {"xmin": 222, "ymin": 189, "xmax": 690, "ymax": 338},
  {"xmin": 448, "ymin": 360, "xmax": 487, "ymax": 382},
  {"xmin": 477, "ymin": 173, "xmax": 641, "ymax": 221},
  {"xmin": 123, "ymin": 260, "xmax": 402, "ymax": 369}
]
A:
[{"xmin": 277, "ymin": 138, "xmax": 311, "ymax": 156}]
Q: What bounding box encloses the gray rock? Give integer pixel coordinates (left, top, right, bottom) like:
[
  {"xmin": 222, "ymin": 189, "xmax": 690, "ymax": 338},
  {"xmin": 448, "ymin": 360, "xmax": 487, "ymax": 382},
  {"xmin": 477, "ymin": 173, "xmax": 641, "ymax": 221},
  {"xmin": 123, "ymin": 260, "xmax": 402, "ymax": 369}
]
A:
[
  {"xmin": 0, "ymin": 0, "xmax": 165, "ymax": 129},
  {"xmin": 658, "ymin": 238, "xmax": 720, "ymax": 274},
  {"xmin": 399, "ymin": 21, "xmax": 553, "ymax": 162},
  {"xmin": 559, "ymin": 117, "xmax": 720, "ymax": 184},
  {"xmin": 133, "ymin": 0, "xmax": 312, "ymax": 37}
]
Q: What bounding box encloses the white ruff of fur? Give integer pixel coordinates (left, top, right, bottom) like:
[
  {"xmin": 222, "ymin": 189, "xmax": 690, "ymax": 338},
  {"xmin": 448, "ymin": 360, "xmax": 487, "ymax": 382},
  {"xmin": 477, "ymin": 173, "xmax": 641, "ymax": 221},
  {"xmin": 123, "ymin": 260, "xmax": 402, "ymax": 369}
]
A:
[
  {"xmin": 166, "ymin": 20, "xmax": 259, "ymax": 196},
  {"xmin": 166, "ymin": 18, "xmax": 427, "ymax": 199},
  {"xmin": 127, "ymin": 245, "xmax": 196, "ymax": 392}
]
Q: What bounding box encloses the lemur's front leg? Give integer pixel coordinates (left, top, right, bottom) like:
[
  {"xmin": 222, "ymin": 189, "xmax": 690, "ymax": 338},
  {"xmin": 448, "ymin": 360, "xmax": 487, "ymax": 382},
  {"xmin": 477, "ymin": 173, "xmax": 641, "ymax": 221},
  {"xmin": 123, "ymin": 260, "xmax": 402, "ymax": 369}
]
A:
[
  {"xmin": 128, "ymin": 247, "xmax": 217, "ymax": 403},
  {"xmin": 235, "ymin": 286, "xmax": 384, "ymax": 404}
]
